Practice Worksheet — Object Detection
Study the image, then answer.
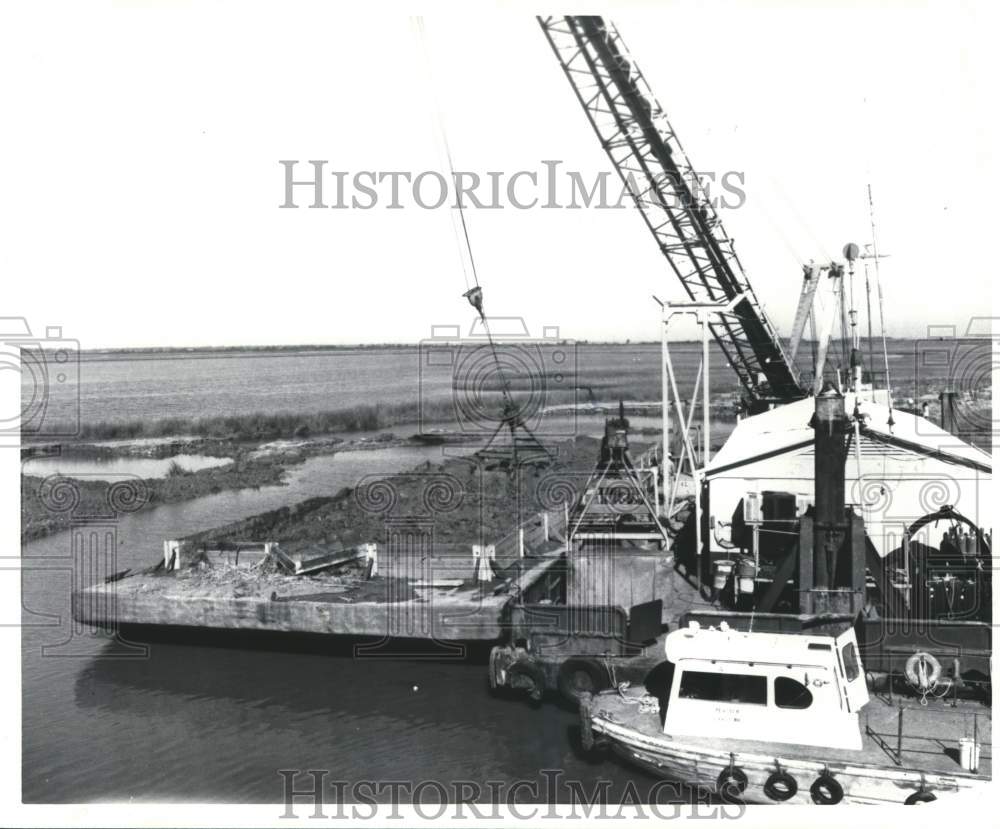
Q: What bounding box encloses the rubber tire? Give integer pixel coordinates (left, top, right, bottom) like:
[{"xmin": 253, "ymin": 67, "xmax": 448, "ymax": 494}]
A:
[
  {"xmin": 763, "ymin": 770, "xmax": 798, "ymax": 802},
  {"xmin": 557, "ymin": 659, "xmax": 609, "ymax": 704},
  {"xmin": 904, "ymin": 790, "xmax": 937, "ymax": 805},
  {"xmin": 508, "ymin": 661, "xmax": 546, "ymax": 702},
  {"xmin": 716, "ymin": 767, "xmax": 749, "ymax": 802},
  {"xmin": 810, "ymin": 774, "xmax": 844, "ymax": 805}
]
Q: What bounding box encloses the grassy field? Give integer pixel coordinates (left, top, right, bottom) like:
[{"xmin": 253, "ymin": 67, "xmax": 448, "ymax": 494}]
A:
[
  {"xmin": 35, "ymin": 338, "xmax": 992, "ymax": 446},
  {"xmin": 60, "ymin": 402, "xmax": 434, "ymax": 442}
]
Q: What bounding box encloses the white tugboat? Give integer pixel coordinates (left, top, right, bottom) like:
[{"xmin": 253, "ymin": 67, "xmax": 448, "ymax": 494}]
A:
[
  {"xmin": 572, "ymin": 386, "xmax": 990, "ymax": 804},
  {"xmin": 580, "ymin": 620, "xmax": 990, "ymax": 804}
]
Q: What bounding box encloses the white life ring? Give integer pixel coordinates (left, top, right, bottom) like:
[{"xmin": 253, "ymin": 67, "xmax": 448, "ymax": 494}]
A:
[{"xmin": 905, "ymin": 651, "xmax": 942, "ymax": 690}]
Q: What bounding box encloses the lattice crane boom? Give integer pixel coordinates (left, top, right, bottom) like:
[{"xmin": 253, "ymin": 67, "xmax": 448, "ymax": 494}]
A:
[{"xmin": 539, "ymin": 15, "xmax": 805, "ymax": 405}]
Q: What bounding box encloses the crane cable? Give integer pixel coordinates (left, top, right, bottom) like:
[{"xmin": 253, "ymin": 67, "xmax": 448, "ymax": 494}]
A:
[
  {"xmin": 411, "ymin": 16, "xmax": 515, "ymax": 414},
  {"xmin": 412, "ymin": 16, "xmax": 479, "ymax": 292}
]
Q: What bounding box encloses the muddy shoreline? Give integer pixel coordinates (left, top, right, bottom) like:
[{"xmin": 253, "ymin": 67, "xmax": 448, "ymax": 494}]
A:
[{"xmin": 19, "ymin": 431, "xmax": 411, "ymax": 542}]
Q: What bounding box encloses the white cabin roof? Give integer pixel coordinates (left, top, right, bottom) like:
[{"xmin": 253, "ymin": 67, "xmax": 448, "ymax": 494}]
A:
[
  {"xmin": 705, "ymin": 392, "xmax": 991, "ymax": 476},
  {"xmin": 665, "ymin": 622, "xmax": 840, "ymax": 667}
]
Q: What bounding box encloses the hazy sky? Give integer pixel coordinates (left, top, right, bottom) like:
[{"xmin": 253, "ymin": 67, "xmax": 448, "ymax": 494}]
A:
[{"xmin": 3, "ymin": 0, "xmax": 995, "ymax": 349}]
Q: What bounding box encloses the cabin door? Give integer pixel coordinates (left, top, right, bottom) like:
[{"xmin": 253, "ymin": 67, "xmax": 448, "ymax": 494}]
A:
[{"xmin": 834, "ymin": 629, "xmax": 870, "ymax": 713}]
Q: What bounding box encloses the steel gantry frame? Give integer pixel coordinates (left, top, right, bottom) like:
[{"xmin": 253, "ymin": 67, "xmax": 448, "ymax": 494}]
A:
[{"xmin": 538, "ymin": 15, "xmax": 806, "ymax": 406}]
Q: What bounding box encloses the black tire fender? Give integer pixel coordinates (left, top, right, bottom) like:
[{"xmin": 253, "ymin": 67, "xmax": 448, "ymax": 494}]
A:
[
  {"xmin": 763, "ymin": 770, "xmax": 797, "ymax": 802},
  {"xmin": 716, "ymin": 766, "xmax": 749, "ymax": 802},
  {"xmin": 904, "ymin": 789, "xmax": 937, "ymax": 805},
  {"xmin": 810, "ymin": 772, "xmax": 844, "ymax": 805}
]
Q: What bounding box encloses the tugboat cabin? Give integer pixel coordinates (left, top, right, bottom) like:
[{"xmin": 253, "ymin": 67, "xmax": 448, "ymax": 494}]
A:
[{"xmin": 663, "ymin": 622, "xmax": 870, "ymax": 751}]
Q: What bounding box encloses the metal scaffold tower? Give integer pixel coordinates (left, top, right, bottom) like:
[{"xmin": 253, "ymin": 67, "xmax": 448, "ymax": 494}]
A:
[{"xmin": 569, "ymin": 401, "xmax": 668, "ymax": 547}]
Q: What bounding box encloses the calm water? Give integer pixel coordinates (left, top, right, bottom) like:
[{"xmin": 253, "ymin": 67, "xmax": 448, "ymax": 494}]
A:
[
  {"xmin": 21, "ymin": 444, "xmax": 672, "ymax": 803},
  {"xmin": 21, "ymin": 453, "xmax": 231, "ymax": 479}
]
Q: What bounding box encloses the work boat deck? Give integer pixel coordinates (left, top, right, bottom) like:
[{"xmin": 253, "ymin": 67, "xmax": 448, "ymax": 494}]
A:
[{"xmin": 584, "ymin": 687, "xmax": 991, "ymax": 805}]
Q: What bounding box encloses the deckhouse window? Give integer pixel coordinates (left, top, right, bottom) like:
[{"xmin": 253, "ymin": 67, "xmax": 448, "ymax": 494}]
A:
[
  {"xmin": 774, "ymin": 676, "xmax": 813, "ymax": 709},
  {"xmin": 678, "ymin": 671, "xmax": 767, "ymax": 705},
  {"xmin": 841, "ymin": 642, "xmax": 860, "ymax": 681}
]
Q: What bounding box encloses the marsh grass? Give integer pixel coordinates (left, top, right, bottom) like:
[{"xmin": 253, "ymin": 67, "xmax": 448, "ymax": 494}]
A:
[{"xmin": 43, "ymin": 400, "xmax": 459, "ymax": 443}]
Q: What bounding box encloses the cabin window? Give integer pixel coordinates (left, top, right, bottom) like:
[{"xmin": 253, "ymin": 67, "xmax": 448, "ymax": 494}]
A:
[
  {"xmin": 678, "ymin": 671, "xmax": 767, "ymax": 705},
  {"xmin": 774, "ymin": 676, "xmax": 813, "ymax": 709},
  {"xmin": 841, "ymin": 642, "xmax": 861, "ymax": 681}
]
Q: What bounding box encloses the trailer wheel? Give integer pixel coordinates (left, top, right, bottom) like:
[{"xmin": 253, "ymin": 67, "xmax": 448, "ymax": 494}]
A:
[
  {"xmin": 558, "ymin": 659, "xmax": 609, "ymax": 703},
  {"xmin": 508, "ymin": 661, "xmax": 546, "ymax": 703}
]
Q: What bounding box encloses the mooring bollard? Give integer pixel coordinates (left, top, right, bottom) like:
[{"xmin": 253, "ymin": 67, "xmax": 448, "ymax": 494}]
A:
[
  {"xmin": 473, "ymin": 544, "xmax": 496, "ymax": 582},
  {"xmin": 163, "ymin": 539, "xmax": 180, "ymax": 571}
]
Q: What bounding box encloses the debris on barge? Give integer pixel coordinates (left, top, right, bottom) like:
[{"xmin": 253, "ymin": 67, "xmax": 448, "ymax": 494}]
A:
[{"xmin": 72, "ymin": 437, "xmax": 604, "ymax": 643}]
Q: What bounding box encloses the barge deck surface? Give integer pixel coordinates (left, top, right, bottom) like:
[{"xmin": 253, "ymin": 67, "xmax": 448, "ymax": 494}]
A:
[{"xmin": 74, "ymin": 552, "xmax": 564, "ymax": 642}]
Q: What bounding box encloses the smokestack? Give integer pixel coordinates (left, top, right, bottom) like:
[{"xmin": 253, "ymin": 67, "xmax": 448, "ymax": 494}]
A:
[
  {"xmin": 813, "ymin": 382, "xmax": 849, "ymax": 589},
  {"xmin": 939, "ymin": 389, "xmax": 958, "ymax": 434}
]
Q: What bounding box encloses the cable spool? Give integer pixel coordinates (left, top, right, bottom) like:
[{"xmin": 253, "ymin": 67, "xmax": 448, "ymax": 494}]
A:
[{"xmin": 905, "ymin": 651, "xmax": 942, "ymax": 691}]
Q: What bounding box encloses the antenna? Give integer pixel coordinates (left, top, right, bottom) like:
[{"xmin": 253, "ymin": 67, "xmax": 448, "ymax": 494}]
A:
[{"xmin": 867, "ymin": 184, "xmax": 895, "ymax": 428}]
